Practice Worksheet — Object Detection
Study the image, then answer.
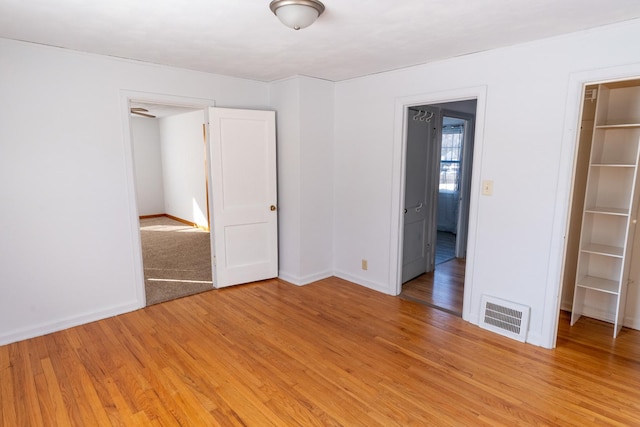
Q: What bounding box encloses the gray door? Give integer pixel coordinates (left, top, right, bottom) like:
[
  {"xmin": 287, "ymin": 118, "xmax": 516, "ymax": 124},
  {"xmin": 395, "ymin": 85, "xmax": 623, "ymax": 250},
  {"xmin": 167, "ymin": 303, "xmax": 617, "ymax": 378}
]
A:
[{"xmin": 402, "ymin": 106, "xmax": 441, "ymax": 283}]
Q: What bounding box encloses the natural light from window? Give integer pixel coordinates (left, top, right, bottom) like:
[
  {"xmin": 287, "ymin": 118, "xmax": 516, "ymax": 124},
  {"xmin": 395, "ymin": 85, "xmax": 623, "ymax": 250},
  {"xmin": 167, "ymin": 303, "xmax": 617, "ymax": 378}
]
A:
[{"xmin": 439, "ymin": 117, "xmax": 465, "ymax": 192}]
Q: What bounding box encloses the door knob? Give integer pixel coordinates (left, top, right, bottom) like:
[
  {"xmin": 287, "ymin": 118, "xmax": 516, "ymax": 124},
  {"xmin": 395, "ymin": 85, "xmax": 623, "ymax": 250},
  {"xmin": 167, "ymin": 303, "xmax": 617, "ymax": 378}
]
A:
[{"xmin": 270, "ymin": 205, "xmax": 277, "ymax": 211}]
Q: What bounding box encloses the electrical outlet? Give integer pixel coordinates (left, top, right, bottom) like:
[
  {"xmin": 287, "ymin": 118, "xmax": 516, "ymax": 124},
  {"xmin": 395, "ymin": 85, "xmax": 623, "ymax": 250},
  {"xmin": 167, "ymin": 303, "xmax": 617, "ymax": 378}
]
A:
[
  {"xmin": 482, "ymin": 180, "xmax": 494, "ymax": 196},
  {"xmin": 361, "ymin": 259, "xmax": 368, "ymax": 270}
]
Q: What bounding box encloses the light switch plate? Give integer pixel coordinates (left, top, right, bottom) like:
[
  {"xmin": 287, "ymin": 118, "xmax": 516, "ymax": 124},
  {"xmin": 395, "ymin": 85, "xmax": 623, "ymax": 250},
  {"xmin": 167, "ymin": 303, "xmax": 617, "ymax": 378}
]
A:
[{"xmin": 482, "ymin": 180, "xmax": 494, "ymax": 196}]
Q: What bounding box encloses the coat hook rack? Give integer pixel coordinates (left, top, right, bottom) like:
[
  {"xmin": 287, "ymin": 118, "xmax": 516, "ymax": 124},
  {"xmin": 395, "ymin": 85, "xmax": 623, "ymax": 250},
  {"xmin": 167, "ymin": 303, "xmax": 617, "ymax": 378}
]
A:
[{"xmin": 412, "ymin": 110, "xmax": 434, "ymax": 122}]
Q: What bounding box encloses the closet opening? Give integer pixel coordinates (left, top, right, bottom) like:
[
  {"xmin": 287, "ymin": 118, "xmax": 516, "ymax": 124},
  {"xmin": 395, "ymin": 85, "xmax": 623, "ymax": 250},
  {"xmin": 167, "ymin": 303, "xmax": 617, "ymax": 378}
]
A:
[{"xmin": 560, "ymin": 77, "xmax": 640, "ymax": 338}]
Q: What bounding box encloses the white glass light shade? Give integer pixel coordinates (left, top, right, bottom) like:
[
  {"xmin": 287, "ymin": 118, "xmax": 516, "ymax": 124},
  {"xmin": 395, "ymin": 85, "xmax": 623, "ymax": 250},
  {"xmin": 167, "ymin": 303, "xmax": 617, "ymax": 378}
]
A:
[
  {"xmin": 270, "ymin": 0, "xmax": 325, "ymax": 30},
  {"xmin": 275, "ymin": 5, "xmax": 318, "ymax": 30}
]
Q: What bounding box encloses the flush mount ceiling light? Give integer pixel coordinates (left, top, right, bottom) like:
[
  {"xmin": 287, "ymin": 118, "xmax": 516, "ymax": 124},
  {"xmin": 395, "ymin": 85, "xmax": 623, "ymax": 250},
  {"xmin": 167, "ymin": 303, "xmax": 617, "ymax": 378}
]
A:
[{"xmin": 269, "ymin": 0, "xmax": 325, "ymax": 30}]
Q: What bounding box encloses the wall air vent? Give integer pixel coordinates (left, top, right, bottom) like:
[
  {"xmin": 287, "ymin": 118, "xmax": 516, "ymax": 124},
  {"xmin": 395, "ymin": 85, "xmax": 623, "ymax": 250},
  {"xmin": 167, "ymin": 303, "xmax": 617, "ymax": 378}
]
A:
[{"xmin": 479, "ymin": 295, "xmax": 530, "ymax": 342}]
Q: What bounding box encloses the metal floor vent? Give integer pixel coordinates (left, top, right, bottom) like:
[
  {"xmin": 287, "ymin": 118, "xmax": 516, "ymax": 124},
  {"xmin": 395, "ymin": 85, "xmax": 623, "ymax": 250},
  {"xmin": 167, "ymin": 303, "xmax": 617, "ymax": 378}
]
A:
[{"xmin": 479, "ymin": 295, "xmax": 530, "ymax": 342}]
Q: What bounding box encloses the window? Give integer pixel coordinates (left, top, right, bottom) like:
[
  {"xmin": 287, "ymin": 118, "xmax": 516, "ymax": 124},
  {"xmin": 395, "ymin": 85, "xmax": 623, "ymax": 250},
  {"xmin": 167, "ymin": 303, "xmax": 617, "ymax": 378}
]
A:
[{"xmin": 439, "ymin": 118, "xmax": 465, "ymax": 191}]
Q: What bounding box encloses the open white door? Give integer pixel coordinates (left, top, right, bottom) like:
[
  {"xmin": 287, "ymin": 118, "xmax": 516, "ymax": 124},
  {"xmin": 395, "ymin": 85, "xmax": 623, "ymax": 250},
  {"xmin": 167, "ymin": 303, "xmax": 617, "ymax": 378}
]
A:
[{"xmin": 208, "ymin": 107, "xmax": 278, "ymax": 288}]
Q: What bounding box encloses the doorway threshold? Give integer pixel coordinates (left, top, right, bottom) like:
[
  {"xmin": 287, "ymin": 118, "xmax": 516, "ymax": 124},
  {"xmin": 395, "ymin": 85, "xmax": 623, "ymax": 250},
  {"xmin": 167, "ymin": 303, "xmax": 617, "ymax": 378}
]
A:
[{"xmin": 400, "ymin": 293, "xmax": 462, "ymax": 317}]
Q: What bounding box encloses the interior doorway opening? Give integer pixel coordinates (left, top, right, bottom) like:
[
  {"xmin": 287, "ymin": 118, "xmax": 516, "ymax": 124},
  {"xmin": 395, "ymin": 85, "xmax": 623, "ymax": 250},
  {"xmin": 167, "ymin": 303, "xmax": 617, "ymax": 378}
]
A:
[
  {"xmin": 121, "ymin": 91, "xmax": 214, "ymax": 307},
  {"xmin": 128, "ymin": 100, "xmax": 214, "ymax": 306},
  {"xmin": 399, "ymin": 99, "xmax": 477, "ymax": 316},
  {"xmin": 122, "ymin": 92, "xmax": 280, "ymax": 308}
]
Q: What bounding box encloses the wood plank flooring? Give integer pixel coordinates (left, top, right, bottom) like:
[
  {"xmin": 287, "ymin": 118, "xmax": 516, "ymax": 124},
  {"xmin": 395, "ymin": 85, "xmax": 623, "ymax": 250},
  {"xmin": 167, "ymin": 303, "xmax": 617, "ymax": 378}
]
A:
[
  {"xmin": 401, "ymin": 258, "xmax": 465, "ymax": 315},
  {"xmin": 2, "ymin": 277, "xmax": 640, "ymax": 426}
]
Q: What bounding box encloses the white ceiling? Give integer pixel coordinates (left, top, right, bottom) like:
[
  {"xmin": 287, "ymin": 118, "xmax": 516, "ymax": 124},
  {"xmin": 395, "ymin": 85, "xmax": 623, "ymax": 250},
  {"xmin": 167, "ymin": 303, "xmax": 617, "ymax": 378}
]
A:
[{"xmin": 1, "ymin": 0, "xmax": 639, "ymax": 82}]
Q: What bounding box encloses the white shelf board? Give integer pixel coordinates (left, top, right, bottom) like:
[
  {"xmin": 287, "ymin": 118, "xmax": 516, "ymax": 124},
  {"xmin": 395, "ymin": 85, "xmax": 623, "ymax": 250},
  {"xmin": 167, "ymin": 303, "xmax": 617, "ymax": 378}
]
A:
[
  {"xmin": 596, "ymin": 123, "xmax": 640, "ymax": 129},
  {"xmin": 576, "ymin": 276, "xmax": 620, "ymax": 295},
  {"xmin": 581, "ymin": 243, "xmax": 624, "ymax": 258},
  {"xmin": 591, "ymin": 163, "xmax": 636, "ymax": 168},
  {"xmin": 584, "ymin": 206, "xmax": 630, "ymax": 216}
]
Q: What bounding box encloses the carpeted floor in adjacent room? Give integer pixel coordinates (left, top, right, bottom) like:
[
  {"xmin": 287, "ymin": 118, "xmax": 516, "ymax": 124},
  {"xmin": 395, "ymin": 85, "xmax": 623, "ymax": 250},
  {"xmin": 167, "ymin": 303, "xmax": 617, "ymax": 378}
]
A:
[{"xmin": 140, "ymin": 216, "xmax": 213, "ymax": 305}]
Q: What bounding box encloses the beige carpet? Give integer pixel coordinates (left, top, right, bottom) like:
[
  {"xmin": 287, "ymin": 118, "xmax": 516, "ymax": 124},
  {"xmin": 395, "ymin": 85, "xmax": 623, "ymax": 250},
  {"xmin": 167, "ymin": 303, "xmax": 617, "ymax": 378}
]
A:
[{"xmin": 140, "ymin": 216, "xmax": 214, "ymax": 305}]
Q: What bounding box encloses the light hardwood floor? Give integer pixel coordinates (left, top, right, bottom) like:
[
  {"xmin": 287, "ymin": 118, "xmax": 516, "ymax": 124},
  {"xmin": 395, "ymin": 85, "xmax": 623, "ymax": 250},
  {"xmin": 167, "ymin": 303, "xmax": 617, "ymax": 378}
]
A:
[
  {"xmin": 2, "ymin": 277, "xmax": 639, "ymax": 426},
  {"xmin": 401, "ymin": 258, "xmax": 465, "ymax": 315}
]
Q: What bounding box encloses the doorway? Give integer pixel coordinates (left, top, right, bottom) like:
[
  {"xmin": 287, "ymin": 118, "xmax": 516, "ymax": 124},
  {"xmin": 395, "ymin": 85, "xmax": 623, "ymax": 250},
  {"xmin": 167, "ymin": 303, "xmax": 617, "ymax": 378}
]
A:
[
  {"xmin": 559, "ymin": 77, "xmax": 640, "ymax": 338},
  {"xmin": 129, "ymin": 101, "xmax": 214, "ymax": 305},
  {"xmin": 122, "ymin": 92, "xmax": 280, "ymax": 308},
  {"xmin": 399, "ymin": 99, "xmax": 477, "ymax": 316},
  {"xmin": 121, "ymin": 91, "xmax": 216, "ymax": 308}
]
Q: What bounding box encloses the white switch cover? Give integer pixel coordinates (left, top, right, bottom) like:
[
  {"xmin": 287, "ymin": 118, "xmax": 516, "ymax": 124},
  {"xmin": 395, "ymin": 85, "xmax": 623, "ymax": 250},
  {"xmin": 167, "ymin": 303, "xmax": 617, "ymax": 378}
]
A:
[{"xmin": 482, "ymin": 180, "xmax": 494, "ymax": 196}]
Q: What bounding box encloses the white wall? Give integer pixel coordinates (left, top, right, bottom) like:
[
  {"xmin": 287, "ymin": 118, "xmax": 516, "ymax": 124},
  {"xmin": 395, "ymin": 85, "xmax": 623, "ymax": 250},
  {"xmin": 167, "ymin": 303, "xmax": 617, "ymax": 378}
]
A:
[
  {"xmin": 332, "ymin": 19, "xmax": 640, "ymax": 347},
  {"xmin": 159, "ymin": 110, "xmax": 208, "ymax": 227},
  {"xmin": 270, "ymin": 76, "xmax": 334, "ymax": 284},
  {"xmin": 131, "ymin": 117, "xmax": 165, "ymax": 216},
  {"xmin": 271, "ymin": 78, "xmax": 302, "ymax": 280},
  {"xmin": 0, "ymin": 38, "xmax": 269, "ymax": 345},
  {"xmin": 299, "ymin": 77, "xmax": 334, "ymax": 282}
]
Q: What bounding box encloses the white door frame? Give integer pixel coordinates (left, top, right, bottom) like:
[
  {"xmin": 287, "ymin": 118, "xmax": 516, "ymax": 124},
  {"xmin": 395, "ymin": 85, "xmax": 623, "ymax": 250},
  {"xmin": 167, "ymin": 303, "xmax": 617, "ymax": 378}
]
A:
[
  {"xmin": 390, "ymin": 86, "xmax": 487, "ymax": 323},
  {"xmin": 547, "ymin": 64, "xmax": 640, "ymax": 348},
  {"xmin": 120, "ymin": 90, "xmax": 215, "ymax": 308}
]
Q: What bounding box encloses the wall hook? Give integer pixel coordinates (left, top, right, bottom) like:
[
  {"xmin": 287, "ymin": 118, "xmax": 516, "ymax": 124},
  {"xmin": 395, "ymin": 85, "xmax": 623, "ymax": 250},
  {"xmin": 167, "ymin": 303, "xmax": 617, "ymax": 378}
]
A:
[{"xmin": 425, "ymin": 111, "xmax": 434, "ymax": 122}]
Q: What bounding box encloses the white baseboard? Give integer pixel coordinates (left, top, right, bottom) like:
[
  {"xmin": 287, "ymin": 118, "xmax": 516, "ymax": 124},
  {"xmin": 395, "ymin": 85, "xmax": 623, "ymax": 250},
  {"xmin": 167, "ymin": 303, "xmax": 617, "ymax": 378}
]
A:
[
  {"xmin": 525, "ymin": 330, "xmax": 544, "ymax": 347},
  {"xmin": 278, "ymin": 270, "xmax": 333, "ymax": 286},
  {"xmin": 333, "ymin": 270, "xmax": 394, "ymax": 295},
  {"xmin": 0, "ymin": 300, "xmax": 143, "ymax": 346},
  {"xmin": 464, "ymin": 310, "xmax": 480, "ymax": 326},
  {"xmin": 279, "ymin": 269, "xmax": 395, "ymax": 295}
]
